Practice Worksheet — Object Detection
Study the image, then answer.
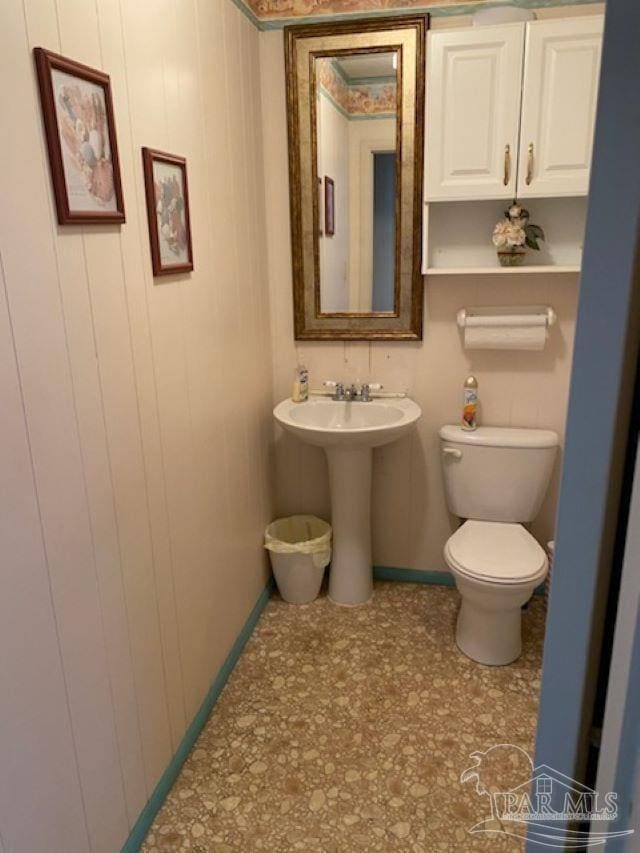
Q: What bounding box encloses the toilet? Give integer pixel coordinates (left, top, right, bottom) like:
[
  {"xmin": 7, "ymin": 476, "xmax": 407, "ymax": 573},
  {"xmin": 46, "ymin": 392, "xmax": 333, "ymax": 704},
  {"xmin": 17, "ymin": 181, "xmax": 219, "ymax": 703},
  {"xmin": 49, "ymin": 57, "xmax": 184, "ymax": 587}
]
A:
[{"xmin": 439, "ymin": 425, "xmax": 558, "ymax": 666}]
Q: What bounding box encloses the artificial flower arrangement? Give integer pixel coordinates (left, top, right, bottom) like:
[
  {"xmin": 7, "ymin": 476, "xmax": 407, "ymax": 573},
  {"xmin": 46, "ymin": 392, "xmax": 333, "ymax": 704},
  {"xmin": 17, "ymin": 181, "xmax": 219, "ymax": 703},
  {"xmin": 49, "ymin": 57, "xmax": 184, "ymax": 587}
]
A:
[{"xmin": 492, "ymin": 203, "xmax": 545, "ymax": 267}]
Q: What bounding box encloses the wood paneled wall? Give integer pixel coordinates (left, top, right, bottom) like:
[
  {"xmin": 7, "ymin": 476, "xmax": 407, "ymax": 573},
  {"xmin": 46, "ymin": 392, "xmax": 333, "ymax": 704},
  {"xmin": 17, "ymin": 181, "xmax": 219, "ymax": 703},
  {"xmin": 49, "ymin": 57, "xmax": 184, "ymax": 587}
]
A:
[{"xmin": 0, "ymin": 1, "xmax": 273, "ymax": 851}]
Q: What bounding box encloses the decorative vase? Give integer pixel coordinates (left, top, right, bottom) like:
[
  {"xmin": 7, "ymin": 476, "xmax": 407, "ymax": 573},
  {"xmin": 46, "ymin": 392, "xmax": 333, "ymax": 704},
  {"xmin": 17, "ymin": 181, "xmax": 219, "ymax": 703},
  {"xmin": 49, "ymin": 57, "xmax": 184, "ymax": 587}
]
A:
[
  {"xmin": 493, "ymin": 203, "xmax": 545, "ymax": 267},
  {"xmin": 497, "ymin": 248, "xmax": 526, "ymax": 267}
]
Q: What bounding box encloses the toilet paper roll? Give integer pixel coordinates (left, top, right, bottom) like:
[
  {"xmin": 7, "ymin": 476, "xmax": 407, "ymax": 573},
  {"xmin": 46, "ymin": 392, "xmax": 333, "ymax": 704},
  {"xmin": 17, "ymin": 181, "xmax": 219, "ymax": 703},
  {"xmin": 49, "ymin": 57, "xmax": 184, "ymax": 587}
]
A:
[
  {"xmin": 465, "ymin": 313, "xmax": 548, "ymax": 328},
  {"xmin": 464, "ymin": 324, "xmax": 548, "ymax": 350}
]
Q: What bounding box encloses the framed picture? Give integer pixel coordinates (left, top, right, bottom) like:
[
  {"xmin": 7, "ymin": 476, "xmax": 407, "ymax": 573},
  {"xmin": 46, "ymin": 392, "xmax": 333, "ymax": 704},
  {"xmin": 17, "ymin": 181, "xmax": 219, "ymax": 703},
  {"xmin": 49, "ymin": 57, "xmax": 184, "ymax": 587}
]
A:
[
  {"xmin": 317, "ymin": 177, "xmax": 323, "ymax": 236},
  {"xmin": 324, "ymin": 176, "xmax": 335, "ymax": 236},
  {"xmin": 34, "ymin": 48, "xmax": 125, "ymax": 225},
  {"xmin": 142, "ymin": 148, "xmax": 194, "ymax": 277}
]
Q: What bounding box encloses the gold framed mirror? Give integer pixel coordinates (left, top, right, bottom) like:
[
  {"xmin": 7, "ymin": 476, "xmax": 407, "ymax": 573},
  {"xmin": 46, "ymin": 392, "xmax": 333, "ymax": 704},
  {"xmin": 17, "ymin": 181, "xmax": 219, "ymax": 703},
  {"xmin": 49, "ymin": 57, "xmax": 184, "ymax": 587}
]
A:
[{"xmin": 285, "ymin": 15, "xmax": 428, "ymax": 341}]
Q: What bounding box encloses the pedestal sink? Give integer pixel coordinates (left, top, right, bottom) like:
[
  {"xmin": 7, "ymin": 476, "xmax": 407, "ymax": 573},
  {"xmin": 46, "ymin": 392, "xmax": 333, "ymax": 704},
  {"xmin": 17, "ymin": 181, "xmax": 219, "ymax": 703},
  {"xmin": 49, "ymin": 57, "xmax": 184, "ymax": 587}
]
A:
[{"xmin": 273, "ymin": 396, "xmax": 422, "ymax": 605}]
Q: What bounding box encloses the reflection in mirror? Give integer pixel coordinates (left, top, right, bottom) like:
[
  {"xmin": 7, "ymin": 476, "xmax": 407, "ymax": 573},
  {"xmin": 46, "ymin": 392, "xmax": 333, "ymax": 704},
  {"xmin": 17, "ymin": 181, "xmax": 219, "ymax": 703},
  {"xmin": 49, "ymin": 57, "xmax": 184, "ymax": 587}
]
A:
[{"xmin": 315, "ymin": 52, "xmax": 398, "ymax": 314}]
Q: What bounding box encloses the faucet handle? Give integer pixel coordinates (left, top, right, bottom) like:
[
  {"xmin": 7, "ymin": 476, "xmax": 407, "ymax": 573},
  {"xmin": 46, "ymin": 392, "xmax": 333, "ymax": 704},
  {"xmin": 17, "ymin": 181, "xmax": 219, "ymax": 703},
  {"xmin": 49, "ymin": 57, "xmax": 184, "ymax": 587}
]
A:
[
  {"xmin": 360, "ymin": 382, "xmax": 383, "ymax": 401},
  {"xmin": 323, "ymin": 380, "xmax": 344, "ymax": 400}
]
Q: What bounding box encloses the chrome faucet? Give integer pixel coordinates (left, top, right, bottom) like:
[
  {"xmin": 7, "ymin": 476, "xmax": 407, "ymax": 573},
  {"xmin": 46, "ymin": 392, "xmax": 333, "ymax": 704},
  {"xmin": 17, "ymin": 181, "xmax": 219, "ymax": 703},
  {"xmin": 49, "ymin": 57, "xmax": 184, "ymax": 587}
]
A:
[
  {"xmin": 359, "ymin": 383, "xmax": 374, "ymax": 402},
  {"xmin": 344, "ymin": 384, "xmax": 358, "ymax": 401},
  {"xmin": 323, "ymin": 381, "xmax": 383, "ymax": 402}
]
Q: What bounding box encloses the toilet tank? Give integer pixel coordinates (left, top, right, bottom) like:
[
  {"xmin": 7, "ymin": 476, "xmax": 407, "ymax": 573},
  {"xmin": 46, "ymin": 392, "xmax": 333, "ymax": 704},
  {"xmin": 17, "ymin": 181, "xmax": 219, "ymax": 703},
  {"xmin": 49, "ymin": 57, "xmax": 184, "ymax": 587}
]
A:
[{"xmin": 439, "ymin": 425, "xmax": 559, "ymax": 523}]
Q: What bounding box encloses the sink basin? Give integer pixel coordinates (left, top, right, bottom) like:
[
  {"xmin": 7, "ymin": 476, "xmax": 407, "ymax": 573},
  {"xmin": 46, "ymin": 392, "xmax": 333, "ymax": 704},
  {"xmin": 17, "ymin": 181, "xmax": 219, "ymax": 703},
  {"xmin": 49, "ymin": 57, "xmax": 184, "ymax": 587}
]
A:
[
  {"xmin": 273, "ymin": 397, "xmax": 421, "ymax": 448},
  {"xmin": 274, "ymin": 396, "xmax": 422, "ymax": 605}
]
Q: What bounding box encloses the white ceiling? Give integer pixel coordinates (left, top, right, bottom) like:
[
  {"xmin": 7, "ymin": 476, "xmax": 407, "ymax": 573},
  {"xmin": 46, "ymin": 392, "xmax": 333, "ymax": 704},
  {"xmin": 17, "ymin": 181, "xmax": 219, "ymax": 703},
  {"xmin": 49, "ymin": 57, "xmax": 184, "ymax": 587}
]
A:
[{"xmin": 334, "ymin": 52, "xmax": 397, "ymax": 81}]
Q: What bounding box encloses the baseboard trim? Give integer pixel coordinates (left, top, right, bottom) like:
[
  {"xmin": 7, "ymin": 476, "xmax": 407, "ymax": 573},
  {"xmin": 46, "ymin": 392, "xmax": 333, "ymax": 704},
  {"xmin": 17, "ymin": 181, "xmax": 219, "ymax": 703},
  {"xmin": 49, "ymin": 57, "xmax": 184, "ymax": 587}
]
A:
[
  {"xmin": 121, "ymin": 580, "xmax": 273, "ymax": 852},
  {"xmin": 373, "ymin": 565, "xmax": 456, "ymax": 586},
  {"xmin": 373, "ymin": 564, "xmax": 545, "ymax": 596}
]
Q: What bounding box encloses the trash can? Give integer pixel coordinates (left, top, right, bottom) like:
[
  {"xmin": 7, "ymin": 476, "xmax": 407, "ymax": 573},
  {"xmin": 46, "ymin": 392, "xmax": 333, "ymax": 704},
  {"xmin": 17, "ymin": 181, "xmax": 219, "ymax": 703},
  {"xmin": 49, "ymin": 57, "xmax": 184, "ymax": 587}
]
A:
[{"xmin": 264, "ymin": 515, "xmax": 331, "ymax": 604}]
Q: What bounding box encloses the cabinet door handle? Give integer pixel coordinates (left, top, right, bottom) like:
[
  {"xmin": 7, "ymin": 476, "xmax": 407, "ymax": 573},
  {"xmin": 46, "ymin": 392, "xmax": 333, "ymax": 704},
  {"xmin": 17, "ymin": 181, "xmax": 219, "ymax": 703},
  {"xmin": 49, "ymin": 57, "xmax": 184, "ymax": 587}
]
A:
[
  {"xmin": 525, "ymin": 142, "xmax": 534, "ymax": 186},
  {"xmin": 503, "ymin": 144, "xmax": 511, "ymax": 186}
]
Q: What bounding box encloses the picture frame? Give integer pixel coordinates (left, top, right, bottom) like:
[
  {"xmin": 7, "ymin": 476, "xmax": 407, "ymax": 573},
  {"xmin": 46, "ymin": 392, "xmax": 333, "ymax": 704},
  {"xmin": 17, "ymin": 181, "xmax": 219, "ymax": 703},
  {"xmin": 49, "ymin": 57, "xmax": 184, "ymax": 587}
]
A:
[
  {"xmin": 33, "ymin": 47, "xmax": 125, "ymax": 225},
  {"xmin": 142, "ymin": 148, "xmax": 194, "ymax": 277},
  {"xmin": 317, "ymin": 177, "xmax": 323, "ymax": 236},
  {"xmin": 324, "ymin": 176, "xmax": 335, "ymax": 236}
]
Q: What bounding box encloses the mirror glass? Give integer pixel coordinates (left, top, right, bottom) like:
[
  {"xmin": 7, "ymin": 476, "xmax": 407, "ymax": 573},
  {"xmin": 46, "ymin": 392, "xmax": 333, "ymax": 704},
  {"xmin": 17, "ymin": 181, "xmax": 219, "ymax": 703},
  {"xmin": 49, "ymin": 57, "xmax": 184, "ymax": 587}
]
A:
[{"xmin": 315, "ymin": 52, "xmax": 398, "ymax": 314}]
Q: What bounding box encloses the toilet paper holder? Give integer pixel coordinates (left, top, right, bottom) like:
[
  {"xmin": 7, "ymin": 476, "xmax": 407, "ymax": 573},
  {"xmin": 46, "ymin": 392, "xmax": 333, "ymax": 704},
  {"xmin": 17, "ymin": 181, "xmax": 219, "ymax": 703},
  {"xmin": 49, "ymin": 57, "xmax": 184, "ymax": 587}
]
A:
[{"xmin": 456, "ymin": 305, "xmax": 557, "ymax": 329}]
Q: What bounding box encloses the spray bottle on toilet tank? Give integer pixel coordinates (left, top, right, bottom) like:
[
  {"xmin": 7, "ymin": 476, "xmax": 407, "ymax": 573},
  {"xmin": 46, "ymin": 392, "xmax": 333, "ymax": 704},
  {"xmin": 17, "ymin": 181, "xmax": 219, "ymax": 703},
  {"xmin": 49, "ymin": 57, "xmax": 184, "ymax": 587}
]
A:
[{"xmin": 461, "ymin": 375, "xmax": 478, "ymax": 430}]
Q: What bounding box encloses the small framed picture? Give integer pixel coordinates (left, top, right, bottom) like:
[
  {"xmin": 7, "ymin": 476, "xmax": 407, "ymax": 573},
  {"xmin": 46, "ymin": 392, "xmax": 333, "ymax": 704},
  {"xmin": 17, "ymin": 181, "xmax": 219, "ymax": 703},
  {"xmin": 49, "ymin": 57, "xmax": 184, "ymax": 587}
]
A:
[
  {"xmin": 317, "ymin": 177, "xmax": 323, "ymax": 237},
  {"xmin": 324, "ymin": 176, "xmax": 335, "ymax": 237},
  {"xmin": 142, "ymin": 148, "xmax": 194, "ymax": 277},
  {"xmin": 34, "ymin": 48, "xmax": 125, "ymax": 225}
]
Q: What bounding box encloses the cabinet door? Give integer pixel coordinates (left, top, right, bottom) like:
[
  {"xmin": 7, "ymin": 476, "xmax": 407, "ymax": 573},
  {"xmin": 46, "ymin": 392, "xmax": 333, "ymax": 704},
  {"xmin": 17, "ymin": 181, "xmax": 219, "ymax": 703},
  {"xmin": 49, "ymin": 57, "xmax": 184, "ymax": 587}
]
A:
[
  {"xmin": 424, "ymin": 24, "xmax": 524, "ymax": 201},
  {"xmin": 517, "ymin": 17, "xmax": 603, "ymax": 198}
]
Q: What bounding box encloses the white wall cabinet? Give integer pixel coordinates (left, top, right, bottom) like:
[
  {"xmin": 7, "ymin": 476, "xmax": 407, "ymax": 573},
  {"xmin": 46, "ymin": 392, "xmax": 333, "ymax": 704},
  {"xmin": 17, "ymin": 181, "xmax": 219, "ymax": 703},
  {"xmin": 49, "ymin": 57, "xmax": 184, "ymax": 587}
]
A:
[
  {"xmin": 517, "ymin": 17, "xmax": 604, "ymax": 198},
  {"xmin": 424, "ymin": 16, "xmax": 603, "ymax": 202},
  {"xmin": 424, "ymin": 24, "xmax": 524, "ymax": 201}
]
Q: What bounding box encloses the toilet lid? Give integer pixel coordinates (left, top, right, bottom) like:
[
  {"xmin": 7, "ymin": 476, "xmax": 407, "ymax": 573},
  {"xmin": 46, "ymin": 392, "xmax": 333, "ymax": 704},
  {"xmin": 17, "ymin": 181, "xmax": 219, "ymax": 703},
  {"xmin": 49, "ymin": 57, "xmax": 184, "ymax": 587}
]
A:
[{"xmin": 445, "ymin": 521, "xmax": 548, "ymax": 583}]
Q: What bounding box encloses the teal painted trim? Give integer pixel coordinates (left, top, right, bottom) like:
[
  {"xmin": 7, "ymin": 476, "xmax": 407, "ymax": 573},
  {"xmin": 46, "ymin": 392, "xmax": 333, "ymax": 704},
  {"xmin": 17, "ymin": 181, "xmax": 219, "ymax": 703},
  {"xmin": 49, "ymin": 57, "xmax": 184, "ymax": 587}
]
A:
[
  {"xmin": 329, "ymin": 60, "xmax": 396, "ymax": 87},
  {"xmin": 121, "ymin": 580, "xmax": 273, "ymax": 853},
  {"xmin": 228, "ymin": 0, "xmax": 262, "ymax": 28},
  {"xmin": 329, "ymin": 59, "xmax": 395, "ymax": 88},
  {"xmin": 318, "ymin": 87, "xmax": 351, "ymax": 120},
  {"xmin": 349, "ymin": 112, "xmax": 396, "ymax": 120},
  {"xmin": 255, "ymin": 0, "xmax": 602, "ymax": 30},
  {"xmin": 373, "ymin": 565, "xmax": 456, "ymax": 586},
  {"xmin": 373, "ymin": 565, "xmax": 545, "ymax": 595},
  {"xmin": 330, "ymin": 57, "xmax": 350, "ymax": 86},
  {"xmin": 346, "ymin": 75, "xmax": 397, "ymax": 86}
]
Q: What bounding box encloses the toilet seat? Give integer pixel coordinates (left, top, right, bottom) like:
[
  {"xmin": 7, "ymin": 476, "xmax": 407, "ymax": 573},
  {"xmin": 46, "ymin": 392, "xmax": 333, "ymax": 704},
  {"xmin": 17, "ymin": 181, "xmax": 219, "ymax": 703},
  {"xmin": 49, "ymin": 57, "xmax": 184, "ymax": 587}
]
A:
[{"xmin": 445, "ymin": 520, "xmax": 547, "ymax": 585}]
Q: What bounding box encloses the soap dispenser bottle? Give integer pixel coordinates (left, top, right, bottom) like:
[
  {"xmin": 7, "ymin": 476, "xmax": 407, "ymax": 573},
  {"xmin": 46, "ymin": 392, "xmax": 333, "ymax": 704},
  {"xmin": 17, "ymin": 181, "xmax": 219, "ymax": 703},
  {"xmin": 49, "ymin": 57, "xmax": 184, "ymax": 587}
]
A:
[
  {"xmin": 461, "ymin": 375, "xmax": 478, "ymax": 430},
  {"xmin": 292, "ymin": 364, "xmax": 309, "ymax": 402}
]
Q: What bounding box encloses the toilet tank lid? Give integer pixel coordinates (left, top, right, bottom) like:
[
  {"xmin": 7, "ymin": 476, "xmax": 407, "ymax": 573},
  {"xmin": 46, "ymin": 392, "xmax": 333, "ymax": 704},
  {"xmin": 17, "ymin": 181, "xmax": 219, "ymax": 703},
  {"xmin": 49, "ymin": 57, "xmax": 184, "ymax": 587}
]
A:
[{"xmin": 439, "ymin": 425, "xmax": 559, "ymax": 449}]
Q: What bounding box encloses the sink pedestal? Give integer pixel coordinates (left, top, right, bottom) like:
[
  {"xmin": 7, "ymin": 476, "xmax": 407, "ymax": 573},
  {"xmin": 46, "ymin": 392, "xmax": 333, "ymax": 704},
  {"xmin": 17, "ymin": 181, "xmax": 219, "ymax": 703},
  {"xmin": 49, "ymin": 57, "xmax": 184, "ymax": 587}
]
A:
[{"xmin": 326, "ymin": 446, "xmax": 373, "ymax": 605}]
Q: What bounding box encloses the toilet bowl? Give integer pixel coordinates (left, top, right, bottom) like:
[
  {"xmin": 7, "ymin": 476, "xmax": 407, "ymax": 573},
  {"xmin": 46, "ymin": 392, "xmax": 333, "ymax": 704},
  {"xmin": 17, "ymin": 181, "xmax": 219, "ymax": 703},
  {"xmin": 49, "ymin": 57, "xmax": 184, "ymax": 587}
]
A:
[
  {"xmin": 439, "ymin": 424, "xmax": 558, "ymax": 666},
  {"xmin": 444, "ymin": 520, "xmax": 548, "ymax": 665}
]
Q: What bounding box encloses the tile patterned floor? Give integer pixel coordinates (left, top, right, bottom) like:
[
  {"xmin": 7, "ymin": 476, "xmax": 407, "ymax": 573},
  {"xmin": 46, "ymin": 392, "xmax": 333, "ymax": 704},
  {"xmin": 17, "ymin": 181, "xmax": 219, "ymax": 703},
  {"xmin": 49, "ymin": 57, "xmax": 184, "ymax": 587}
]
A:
[{"xmin": 141, "ymin": 582, "xmax": 545, "ymax": 852}]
